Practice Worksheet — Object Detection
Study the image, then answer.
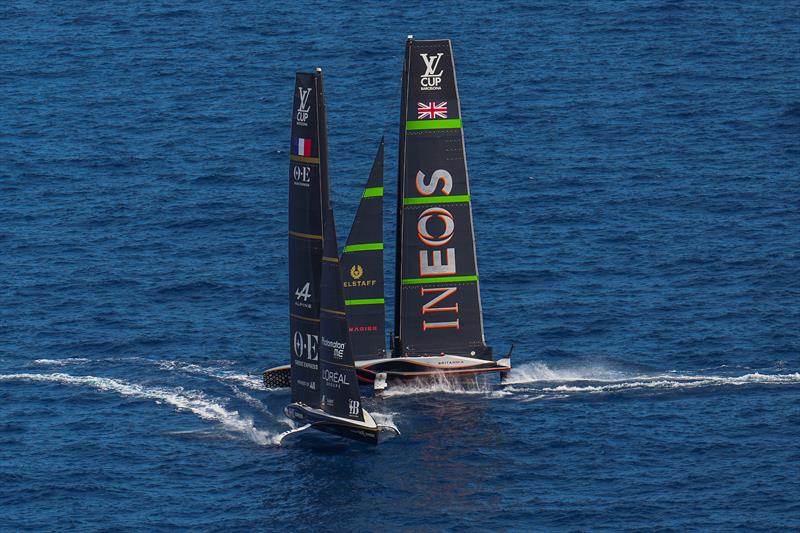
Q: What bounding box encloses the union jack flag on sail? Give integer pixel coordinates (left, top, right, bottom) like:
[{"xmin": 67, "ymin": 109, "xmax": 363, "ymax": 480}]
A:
[{"xmin": 417, "ymin": 101, "xmax": 448, "ymax": 120}]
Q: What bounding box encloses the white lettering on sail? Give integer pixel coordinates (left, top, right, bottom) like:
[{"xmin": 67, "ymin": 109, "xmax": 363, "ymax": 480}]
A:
[
  {"xmin": 415, "ymin": 169, "xmax": 452, "ymax": 196},
  {"xmin": 293, "ymin": 331, "xmax": 318, "ymax": 360},
  {"xmin": 296, "ymin": 87, "xmax": 312, "ymax": 126},
  {"xmin": 423, "ymin": 319, "xmax": 459, "ymax": 331},
  {"xmin": 292, "ymin": 164, "xmax": 311, "ymax": 187},
  {"xmin": 420, "ymin": 53, "xmax": 444, "ymax": 90},
  {"xmin": 323, "ymin": 369, "xmax": 350, "ymax": 386},
  {"xmin": 421, "ymin": 287, "xmax": 459, "ymax": 314},
  {"xmin": 419, "ymin": 249, "xmax": 456, "ymax": 276},
  {"xmin": 421, "ymin": 287, "xmax": 459, "ymax": 330},
  {"xmin": 321, "ymin": 336, "xmax": 346, "ymax": 359},
  {"xmin": 349, "ymin": 399, "xmax": 360, "ymax": 416},
  {"xmin": 417, "ymin": 207, "xmax": 454, "ymax": 247}
]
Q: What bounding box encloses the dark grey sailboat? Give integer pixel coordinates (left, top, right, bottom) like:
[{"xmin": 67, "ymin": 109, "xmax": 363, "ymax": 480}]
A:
[
  {"xmin": 279, "ymin": 69, "xmax": 395, "ymax": 445},
  {"xmin": 265, "ymin": 38, "xmax": 511, "ymax": 393},
  {"xmin": 284, "ymin": 208, "xmax": 386, "ymax": 444}
]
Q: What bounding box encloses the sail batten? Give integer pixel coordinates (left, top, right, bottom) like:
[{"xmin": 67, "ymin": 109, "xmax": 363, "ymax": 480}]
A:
[{"xmin": 393, "ymin": 38, "xmax": 491, "ymax": 359}]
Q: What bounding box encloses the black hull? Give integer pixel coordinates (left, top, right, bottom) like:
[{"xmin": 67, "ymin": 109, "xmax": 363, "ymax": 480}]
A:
[{"xmin": 284, "ymin": 403, "xmax": 380, "ymax": 445}]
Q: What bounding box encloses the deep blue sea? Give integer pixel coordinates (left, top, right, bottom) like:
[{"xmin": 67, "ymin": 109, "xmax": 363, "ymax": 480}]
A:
[{"xmin": 2, "ymin": 1, "xmax": 800, "ymax": 530}]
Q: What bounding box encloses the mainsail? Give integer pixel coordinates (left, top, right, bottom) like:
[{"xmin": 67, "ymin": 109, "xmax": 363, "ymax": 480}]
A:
[
  {"xmin": 288, "ymin": 70, "xmax": 327, "ymax": 406},
  {"xmin": 320, "ymin": 208, "xmax": 365, "ymax": 422},
  {"xmin": 393, "ymin": 38, "xmax": 491, "ymax": 359},
  {"xmin": 340, "ymin": 139, "xmax": 386, "ymax": 361}
]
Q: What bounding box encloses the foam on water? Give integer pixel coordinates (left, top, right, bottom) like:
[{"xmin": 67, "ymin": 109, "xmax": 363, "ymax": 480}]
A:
[
  {"xmin": 538, "ymin": 372, "xmax": 800, "ymax": 394},
  {"xmin": 0, "ymin": 373, "xmax": 284, "ymax": 446},
  {"xmin": 31, "ymin": 358, "xmax": 91, "ymax": 366},
  {"xmin": 370, "ymin": 411, "xmax": 401, "ymax": 434},
  {"xmin": 157, "ymin": 360, "xmax": 266, "ymax": 391},
  {"xmin": 502, "ymin": 361, "xmax": 629, "ymax": 384},
  {"xmin": 228, "ymin": 384, "xmax": 276, "ymax": 417},
  {"xmin": 501, "ymin": 362, "xmax": 800, "ymax": 397},
  {"xmin": 380, "ymin": 373, "xmax": 511, "ymax": 399}
]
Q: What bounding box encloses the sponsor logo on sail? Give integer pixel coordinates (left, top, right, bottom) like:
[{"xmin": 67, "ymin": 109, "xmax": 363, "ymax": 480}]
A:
[
  {"xmin": 344, "ymin": 264, "xmax": 375, "ymax": 288},
  {"xmin": 321, "ymin": 336, "xmax": 346, "ymax": 359},
  {"xmin": 323, "ymin": 368, "xmax": 350, "ymax": 387},
  {"xmin": 343, "ymin": 279, "xmax": 377, "ymax": 288},
  {"xmin": 413, "ymin": 168, "xmax": 460, "ymax": 331},
  {"xmin": 417, "ymin": 101, "xmax": 447, "ymax": 119},
  {"xmin": 292, "ymin": 164, "xmax": 311, "ymax": 187},
  {"xmin": 294, "ymin": 282, "xmax": 312, "ymax": 309},
  {"xmin": 349, "ymin": 399, "xmax": 360, "ymax": 416},
  {"xmin": 294, "ymin": 137, "xmax": 312, "ymax": 157},
  {"xmin": 296, "ymin": 379, "xmax": 316, "ymax": 390},
  {"xmin": 420, "ymin": 53, "xmax": 444, "ymax": 90},
  {"xmin": 349, "ymin": 325, "xmax": 379, "ymax": 333},
  {"xmin": 417, "ymin": 207, "xmax": 455, "ymax": 247},
  {"xmin": 293, "ymin": 330, "xmax": 318, "ymax": 361},
  {"xmin": 296, "ymin": 87, "xmax": 312, "ymax": 126}
]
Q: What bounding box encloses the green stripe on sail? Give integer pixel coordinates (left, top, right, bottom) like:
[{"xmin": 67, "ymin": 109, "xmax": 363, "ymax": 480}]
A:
[
  {"xmin": 401, "ymin": 275, "xmax": 478, "ymax": 285},
  {"xmin": 345, "ymin": 298, "xmax": 385, "ymax": 306},
  {"xmin": 363, "ymin": 187, "xmax": 383, "ymax": 198},
  {"xmin": 406, "ymin": 119, "xmax": 462, "ymax": 131},
  {"xmin": 403, "ymin": 195, "xmax": 470, "ymax": 206},
  {"xmin": 343, "ymin": 242, "xmax": 384, "ymax": 253}
]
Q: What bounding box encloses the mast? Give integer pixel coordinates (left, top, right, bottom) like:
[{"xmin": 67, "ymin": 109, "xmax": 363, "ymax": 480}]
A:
[
  {"xmin": 340, "ymin": 139, "xmax": 386, "ymax": 360},
  {"xmin": 393, "ymin": 39, "xmax": 491, "ymax": 359},
  {"xmin": 316, "ymin": 68, "xmax": 331, "ymax": 212},
  {"xmin": 393, "ymin": 36, "xmax": 413, "ymax": 356},
  {"xmin": 288, "ymin": 71, "xmax": 325, "ymax": 406}
]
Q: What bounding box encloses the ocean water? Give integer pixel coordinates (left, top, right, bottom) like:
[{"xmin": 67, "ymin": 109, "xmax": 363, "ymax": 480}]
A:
[{"xmin": 2, "ymin": 0, "xmax": 799, "ymax": 530}]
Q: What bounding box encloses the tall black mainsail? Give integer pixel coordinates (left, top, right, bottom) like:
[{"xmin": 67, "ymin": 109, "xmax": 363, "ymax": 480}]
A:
[
  {"xmin": 340, "ymin": 139, "xmax": 386, "ymax": 361},
  {"xmin": 281, "ymin": 68, "xmax": 392, "ymax": 446},
  {"xmin": 288, "ymin": 71, "xmax": 326, "ymax": 407},
  {"xmin": 319, "ymin": 208, "xmax": 365, "ymax": 422},
  {"xmin": 393, "ymin": 38, "xmax": 491, "ymax": 359}
]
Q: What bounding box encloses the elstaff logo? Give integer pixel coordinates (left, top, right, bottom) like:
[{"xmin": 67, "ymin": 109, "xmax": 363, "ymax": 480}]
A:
[{"xmin": 350, "ymin": 265, "xmax": 364, "ymax": 280}]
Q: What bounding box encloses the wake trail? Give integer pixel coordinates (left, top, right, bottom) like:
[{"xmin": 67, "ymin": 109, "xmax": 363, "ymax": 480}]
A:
[
  {"xmin": 31, "ymin": 358, "xmax": 90, "ymax": 366},
  {"xmin": 502, "ymin": 362, "xmax": 800, "ymax": 397},
  {"xmin": 157, "ymin": 360, "xmax": 266, "ymax": 391},
  {"xmin": 379, "ymin": 362, "xmax": 800, "ymax": 400},
  {"xmin": 381, "ymin": 373, "xmax": 511, "ymax": 398},
  {"xmin": 0, "ymin": 373, "xmax": 285, "ymax": 446}
]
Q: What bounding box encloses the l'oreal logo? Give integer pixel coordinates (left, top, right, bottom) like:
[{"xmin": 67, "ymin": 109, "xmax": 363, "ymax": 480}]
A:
[{"xmin": 420, "ymin": 53, "xmax": 443, "ymax": 90}]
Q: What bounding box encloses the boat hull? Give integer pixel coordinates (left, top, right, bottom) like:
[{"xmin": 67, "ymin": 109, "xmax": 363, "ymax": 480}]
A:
[
  {"xmin": 283, "ymin": 403, "xmax": 380, "ymax": 445},
  {"xmin": 264, "ymin": 354, "xmax": 512, "ymax": 389}
]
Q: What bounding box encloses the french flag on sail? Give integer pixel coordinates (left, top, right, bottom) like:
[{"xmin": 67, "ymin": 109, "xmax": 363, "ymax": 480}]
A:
[{"xmin": 294, "ymin": 138, "xmax": 312, "ymax": 157}]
